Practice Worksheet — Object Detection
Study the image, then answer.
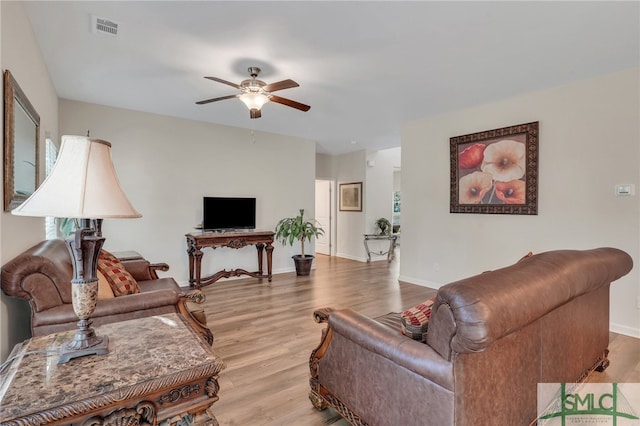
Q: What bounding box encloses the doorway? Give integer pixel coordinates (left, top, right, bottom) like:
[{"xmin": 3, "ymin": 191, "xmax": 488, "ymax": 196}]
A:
[{"xmin": 315, "ymin": 179, "xmax": 332, "ymax": 256}]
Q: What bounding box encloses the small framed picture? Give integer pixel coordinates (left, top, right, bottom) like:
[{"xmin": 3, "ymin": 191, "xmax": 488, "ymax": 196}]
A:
[{"xmin": 339, "ymin": 182, "xmax": 362, "ymax": 212}]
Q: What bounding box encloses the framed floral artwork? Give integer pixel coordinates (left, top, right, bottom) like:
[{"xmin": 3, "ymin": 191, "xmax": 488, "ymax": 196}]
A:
[
  {"xmin": 339, "ymin": 182, "xmax": 363, "ymax": 211},
  {"xmin": 450, "ymin": 121, "xmax": 538, "ymax": 215}
]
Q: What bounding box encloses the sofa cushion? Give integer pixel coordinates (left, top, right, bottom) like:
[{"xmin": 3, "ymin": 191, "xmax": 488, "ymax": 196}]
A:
[
  {"xmin": 401, "ymin": 296, "xmax": 436, "ymax": 342},
  {"xmin": 32, "ymin": 287, "xmax": 182, "ymax": 327},
  {"xmin": 374, "ymin": 312, "xmax": 402, "ymax": 333},
  {"xmin": 138, "ymin": 277, "xmax": 183, "ymax": 292},
  {"xmin": 98, "ymin": 250, "xmax": 140, "ymax": 296}
]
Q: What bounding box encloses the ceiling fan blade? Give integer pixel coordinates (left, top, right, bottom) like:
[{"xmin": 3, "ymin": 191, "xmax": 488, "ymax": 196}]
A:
[
  {"xmin": 204, "ymin": 76, "xmax": 241, "ymax": 89},
  {"xmin": 195, "ymin": 94, "xmax": 238, "ymax": 105},
  {"xmin": 250, "ymin": 109, "xmax": 262, "ymax": 119},
  {"xmin": 263, "ymin": 79, "xmax": 299, "ymax": 92},
  {"xmin": 269, "ymin": 95, "xmax": 311, "ymax": 112}
]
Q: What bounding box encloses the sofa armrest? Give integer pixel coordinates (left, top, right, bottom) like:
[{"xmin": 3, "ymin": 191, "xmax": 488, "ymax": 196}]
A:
[
  {"xmin": 121, "ymin": 259, "xmax": 169, "ymax": 281},
  {"xmin": 313, "ymin": 307, "xmax": 334, "ymax": 323},
  {"xmin": 176, "ymin": 290, "xmax": 214, "ymax": 346},
  {"xmin": 309, "ymin": 308, "xmax": 456, "ymax": 424},
  {"xmin": 326, "ymin": 309, "xmax": 454, "ymax": 390},
  {"xmin": 149, "ymin": 262, "xmax": 170, "ymax": 280}
]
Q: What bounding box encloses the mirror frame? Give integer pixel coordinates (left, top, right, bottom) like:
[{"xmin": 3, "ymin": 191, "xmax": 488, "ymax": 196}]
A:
[{"xmin": 4, "ymin": 69, "xmax": 40, "ymax": 212}]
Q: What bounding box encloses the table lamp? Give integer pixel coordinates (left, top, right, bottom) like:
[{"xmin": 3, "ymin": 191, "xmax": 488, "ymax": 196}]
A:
[{"xmin": 12, "ymin": 135, "xmax": 141, "ymax": 363}]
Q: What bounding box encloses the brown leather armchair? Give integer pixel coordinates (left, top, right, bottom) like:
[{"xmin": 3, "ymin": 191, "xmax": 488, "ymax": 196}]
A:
[
  {"xmin": 309, "ymin": 248, "xmax": 633, "ymax": 426},
  {"xmin": 1, "ymin": 239, "xmax": 213, "ymax": 345}
]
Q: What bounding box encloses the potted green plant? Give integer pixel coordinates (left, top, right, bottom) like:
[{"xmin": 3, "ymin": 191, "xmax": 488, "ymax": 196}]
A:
[
  {"xmin": 375, "ymin": 217, "xmax": 392, "ymax": 236},
  {"xmin": 274, "ymin": 209, "xmax": 324, "ymax": 276}
]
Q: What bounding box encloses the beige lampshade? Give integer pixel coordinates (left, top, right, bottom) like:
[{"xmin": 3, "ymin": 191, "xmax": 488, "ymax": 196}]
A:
[{"xmin": 12, "ymin": 135, "xmax": 141, "ymax": 219}]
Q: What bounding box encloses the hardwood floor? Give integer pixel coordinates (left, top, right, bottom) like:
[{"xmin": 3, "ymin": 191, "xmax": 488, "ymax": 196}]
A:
[{"xmin": 200, "ymin": 253, "xmax": 640, "ymax": 426}]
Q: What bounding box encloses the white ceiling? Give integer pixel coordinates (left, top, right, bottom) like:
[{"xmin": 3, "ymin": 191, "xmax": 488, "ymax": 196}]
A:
[{"xmin": 24, "ymin": 1, "xmax": 639, "ymax": 155}]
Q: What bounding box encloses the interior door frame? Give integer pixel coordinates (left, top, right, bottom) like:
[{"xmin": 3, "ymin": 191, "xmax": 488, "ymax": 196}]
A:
[{"xmin": 315, "ymin": 179, "xmax": 335, "ymax": 256}]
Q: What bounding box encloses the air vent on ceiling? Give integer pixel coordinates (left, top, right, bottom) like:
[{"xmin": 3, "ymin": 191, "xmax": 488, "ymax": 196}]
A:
[{"xmin": 91, "ymin": 15, "xmax": 120, "ymax": 36}]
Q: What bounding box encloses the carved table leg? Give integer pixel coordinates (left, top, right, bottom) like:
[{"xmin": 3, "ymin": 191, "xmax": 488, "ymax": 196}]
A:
[
  {"xmin": 256, "ymin": 243, "xmax": 265, "ymax": 276},
  {"xmin": 387, "ymin": 237, "xmax": 396, "ymax": 262},
  {"xmin": 193, "ymin": 248, "xmax": 203, "ymax": 290},
  {"xmin": 266, "ymin": 242, "xmax": 274, "ymax": 282},
  {"xmin": 187, "ymin": 241, "xmax": 196, "ymax": 287},
  {"xmin": 364, "ymin": 238, "xmax": 372, "ymax": 263}
]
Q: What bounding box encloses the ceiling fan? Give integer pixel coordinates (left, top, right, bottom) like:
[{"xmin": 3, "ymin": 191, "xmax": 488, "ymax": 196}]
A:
[{"xmin": 196, "ymin": 67, "xmax": 311, "ymax": 119}]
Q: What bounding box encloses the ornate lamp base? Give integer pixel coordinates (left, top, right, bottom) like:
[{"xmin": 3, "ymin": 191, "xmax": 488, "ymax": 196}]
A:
[
  {"xmin": 59, "ymin": 224, "xmax": 110, "ymax": 364},
  {"xmin": 59, "ymin": 334, "xmax": 109, "ymax": 364}
]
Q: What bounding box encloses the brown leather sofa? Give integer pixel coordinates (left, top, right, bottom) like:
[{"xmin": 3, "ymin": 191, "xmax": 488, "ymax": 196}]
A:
[
  {"xmin": 309, "ymin": 248, "xmax": 633, "ymax": 426},
  {"xmin": 1, "ymin": 239, "xmax": 213, "ymax": 344}
]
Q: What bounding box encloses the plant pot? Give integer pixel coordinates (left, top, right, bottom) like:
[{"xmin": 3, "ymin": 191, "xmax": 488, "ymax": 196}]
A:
[{"xmin": 292, "ymin": 254, "xmax": 314, "ymax": 276}]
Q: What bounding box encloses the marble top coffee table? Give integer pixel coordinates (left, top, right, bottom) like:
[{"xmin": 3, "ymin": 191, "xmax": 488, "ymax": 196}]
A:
[{"xmin": 0, "ymin": 313, "xmax": 225, "ymax": 425}]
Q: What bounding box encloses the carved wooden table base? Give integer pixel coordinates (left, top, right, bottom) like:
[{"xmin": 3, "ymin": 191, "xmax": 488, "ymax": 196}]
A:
[{"xmin": 186, "ymin": 231, "xmax": 274, "ymax": 289}]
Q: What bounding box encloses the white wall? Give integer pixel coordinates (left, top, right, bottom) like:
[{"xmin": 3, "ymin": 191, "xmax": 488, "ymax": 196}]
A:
[
  {"xmin": 365, "ymin": 148, "xmax": 400, "ymax": 234},
  {"xmin": 401, "ymin": 68, "xmax": 640, "ymax": 336},
  {"xmin": 0, "ymin": 2, "xmax": 316, "ymax": 361},
  {"xmin": 59, "ymin": 99, "xmax": 316, "ymax": 284},
  {"xmin": 315, "ymin": 153, "xmax": 334, "ymax": 180},
  {"xmin": 334, "ymin": 150, "xmax": 367, "ymax": 260},
  {"xmin": 315, "ymin": 154, "xmax": 337, "ymax": 256},
  {"xmin": 322, "ymin": 148, "xmax": 401, "ymax": 262},
  {"xmin": 0, "ymin": 1, "xmax": 59, "ymax": 361},
  {"xmin": 364, "ymin": 148, "xmax": 401, "ymax": 259}
]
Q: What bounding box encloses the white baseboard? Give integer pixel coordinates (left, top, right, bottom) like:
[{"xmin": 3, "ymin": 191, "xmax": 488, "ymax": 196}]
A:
[
  {"xmin": 398, "ymin": 274, "xmax": 442, "ymax": 290},
  {"xmin": 272, "ymin": 266, "xmax": 297, "ymax": 275},
  {"xmin": 177, "ymin": 279, "xmax": 191, "ymax": 288},
  {"xmin": 335, "ymin": 252, "xmax": 368, "ymax": 263},
  {"xmin": 367, "ymin": 257, "xmax": 391, "ymax": 263},
  {"xmin": 610, "ymin": 322, "xmax": 640, "ymax": 338}
]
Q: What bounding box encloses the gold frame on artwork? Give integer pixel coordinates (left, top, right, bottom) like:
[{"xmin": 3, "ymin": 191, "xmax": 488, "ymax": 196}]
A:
[
  {"xmin": 4, "ymin": 70, "xmax": 40, "ymax": 212},
  {"xmin": 339, "ymin": 182, "xmax": 363, "ymax": 212}
]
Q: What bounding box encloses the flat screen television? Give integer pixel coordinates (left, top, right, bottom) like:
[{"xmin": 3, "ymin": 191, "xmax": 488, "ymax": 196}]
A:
[{"xmin": 203, "ymin": 197, "xmax": 256, "ymax": 231}]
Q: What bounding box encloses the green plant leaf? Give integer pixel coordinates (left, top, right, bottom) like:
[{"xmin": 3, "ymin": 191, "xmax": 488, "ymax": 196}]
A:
[{"xmin": 273, "ymin": 208, "xmax": 325, "ymax": 257}]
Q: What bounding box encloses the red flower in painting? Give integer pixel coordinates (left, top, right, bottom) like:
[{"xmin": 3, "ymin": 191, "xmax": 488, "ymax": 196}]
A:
[
  {"xmin": 495, "ymin": 180, "xmax": 526, "ymax": 204},
  {"xmin": 459, "ymin": 143, "xmax": 486, "ymax": 169},
  {"xmin": 459, "ymin": 171, "xmax": 493, "ymax": 204}
]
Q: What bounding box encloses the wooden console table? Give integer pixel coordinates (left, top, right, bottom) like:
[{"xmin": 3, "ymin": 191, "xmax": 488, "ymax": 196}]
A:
[
  {"xmin": 0, "ymin": 313, "xmax": 225, "ymax": 426},
  {"xmin": 186, "ymin": 230, "xmax": 274, "ymax": 289},
  {"xmin": 363, "ymin": 234, "xmax": 398, "ymax": 263}
]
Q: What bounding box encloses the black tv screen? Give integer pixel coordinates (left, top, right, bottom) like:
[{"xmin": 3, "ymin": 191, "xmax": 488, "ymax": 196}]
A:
[{"xmin": 203, "ymin": 197, "xmax": 256, "ymax": 231}]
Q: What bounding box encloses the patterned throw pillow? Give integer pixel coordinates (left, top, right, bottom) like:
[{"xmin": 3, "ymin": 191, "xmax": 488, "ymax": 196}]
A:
[
  {"xmin": 97, "ymin": 271, "xmax": 115, "ymax": 299},
  {"xmin": 401, "ymin": 296, "xmax": 436, "ymax": 342},
  {"xmin": 97, "ymin": 250, "xmax": 141, "ymax": 296}
]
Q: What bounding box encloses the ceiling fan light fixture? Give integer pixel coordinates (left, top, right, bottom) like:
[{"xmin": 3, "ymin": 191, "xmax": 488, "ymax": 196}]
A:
[
  {"xmin": 197, "ymin": 67, "xmax": 310, "ymax": 117},
  {"xmin": 239, "ymin": 92, "xmax": 269, "ymax": 111}
]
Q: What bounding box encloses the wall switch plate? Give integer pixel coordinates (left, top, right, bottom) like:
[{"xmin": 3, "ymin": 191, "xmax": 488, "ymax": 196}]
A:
[{"xmin": 615, "ymin": 184, "xmax": 635, "ymax": 196}]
